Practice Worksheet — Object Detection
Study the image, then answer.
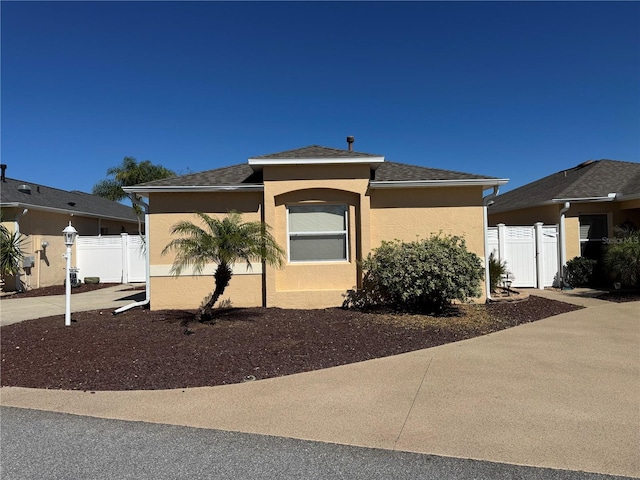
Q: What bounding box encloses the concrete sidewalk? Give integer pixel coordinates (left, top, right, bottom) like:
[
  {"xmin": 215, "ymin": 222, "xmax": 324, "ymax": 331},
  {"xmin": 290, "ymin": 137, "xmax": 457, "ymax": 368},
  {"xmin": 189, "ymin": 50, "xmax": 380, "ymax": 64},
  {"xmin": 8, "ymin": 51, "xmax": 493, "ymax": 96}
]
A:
[
  {"xmin": 1, "ymin": 292, "xmax": 638, "ymax": 477},
  {"xmin": 0, "ymin": 284, "xmax": 145, "ymax": 326}
]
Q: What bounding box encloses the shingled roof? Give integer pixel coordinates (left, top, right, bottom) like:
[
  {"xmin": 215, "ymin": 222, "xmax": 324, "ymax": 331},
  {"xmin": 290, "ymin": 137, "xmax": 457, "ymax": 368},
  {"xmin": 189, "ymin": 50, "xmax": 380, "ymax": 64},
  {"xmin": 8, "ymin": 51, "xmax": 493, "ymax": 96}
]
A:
[
  {"xmin": 250, "ymin": 145, "xmax": 382, "ymax": 159},
  {"xmin": 133, "ymin": 145, "xmax": 503, "ymax": 190},
  {"xmin": 490, "ymin": 159, "xmax": 640, "ymax": 213},
  {"xmin": 373, "ymin": 161, "xmax": 494, "ymax": 182},
  {"xmin": 0, "ymin": 176, "xmax": 139, "ymax": 222},
  {"xmin": 136, "ymin": 164, "xmax": 262, "ymax": 188}
]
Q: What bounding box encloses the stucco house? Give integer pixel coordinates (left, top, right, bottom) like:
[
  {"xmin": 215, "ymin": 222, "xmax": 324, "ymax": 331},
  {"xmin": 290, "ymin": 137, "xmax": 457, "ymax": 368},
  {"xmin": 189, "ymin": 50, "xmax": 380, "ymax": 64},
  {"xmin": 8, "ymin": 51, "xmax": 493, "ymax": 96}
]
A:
[
  {"xmin": 488, "ymin": 159, "xmax": 640, "ymax": 273},
  {"xmin": 0, "ymin": 164, "xmax": 140, "ymax": 290},
  {"xmin": 126, "ymin": 141, "xmax": 508, "ymax": 310}
]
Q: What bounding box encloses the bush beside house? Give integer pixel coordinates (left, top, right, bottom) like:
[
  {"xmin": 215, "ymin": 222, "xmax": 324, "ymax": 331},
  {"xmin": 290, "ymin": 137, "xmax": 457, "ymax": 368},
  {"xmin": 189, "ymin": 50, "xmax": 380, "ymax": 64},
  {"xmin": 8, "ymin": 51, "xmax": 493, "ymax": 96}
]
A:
[
  {"xmin": 564, "ymin": 256, "xmax": 597, "ymax": 288},
  {"xmin": 343, "ymin": 235, "xmax": 483, "ymax": 314},
  {"xmin": 604, "ymin": 226, "xmax": 640, "ymax": 289}
]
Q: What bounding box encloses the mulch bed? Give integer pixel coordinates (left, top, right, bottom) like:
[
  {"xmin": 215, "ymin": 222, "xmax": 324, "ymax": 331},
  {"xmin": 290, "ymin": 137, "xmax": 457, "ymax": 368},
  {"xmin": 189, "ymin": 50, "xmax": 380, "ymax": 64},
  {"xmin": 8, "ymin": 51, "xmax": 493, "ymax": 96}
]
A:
[
  {"xmin": 1, "ymin": 283, "xmax": 120, "ymax": 299},
  {"xmin": 1, "ymin": 296, "xmax": 582, "ymax": 392}
]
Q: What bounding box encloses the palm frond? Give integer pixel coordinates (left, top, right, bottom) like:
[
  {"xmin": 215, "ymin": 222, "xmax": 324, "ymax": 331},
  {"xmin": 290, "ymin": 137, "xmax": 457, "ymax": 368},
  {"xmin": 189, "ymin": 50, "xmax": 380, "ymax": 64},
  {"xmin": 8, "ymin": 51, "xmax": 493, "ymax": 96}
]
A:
[{"xmin": 162, "ymin": 211, "xmax": 284, "ymax": 278}]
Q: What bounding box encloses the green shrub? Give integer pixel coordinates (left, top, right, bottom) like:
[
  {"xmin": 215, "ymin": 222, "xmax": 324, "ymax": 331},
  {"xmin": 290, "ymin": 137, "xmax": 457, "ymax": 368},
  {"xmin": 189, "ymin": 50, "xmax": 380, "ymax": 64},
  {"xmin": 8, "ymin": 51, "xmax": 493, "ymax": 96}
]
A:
[
  {"xmin": 604, "ymin": 226, "xmax": 640, "ymax": 288},
  {"xmin": 488, "ymin": 252, "xmax": 508, "ymax": 293},
  {"xmin": 564, "ymin": 256, "xmax": 597, "ymax": 287},
  {"xmin": 343, "ymin": 234, "xmax": 483, "ymax": 314}
]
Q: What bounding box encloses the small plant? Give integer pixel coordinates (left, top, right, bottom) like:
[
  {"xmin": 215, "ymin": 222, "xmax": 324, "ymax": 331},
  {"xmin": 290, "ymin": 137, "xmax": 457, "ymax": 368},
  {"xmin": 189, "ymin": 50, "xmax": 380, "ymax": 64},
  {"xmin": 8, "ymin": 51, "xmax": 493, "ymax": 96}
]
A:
[
  {"xmin": 217, "ymin": 298, "xmax": 233, "ymax": 309},
  {"xmin": 488, "ymin": 252, "xmax": 508, "ymax": 293},
  {"xmin": 564, "ymin": 256, "xmax": 597, "ymax": 287},
  {"xmin": 604, "ymin": 225, "xmax": 640, "ymax": 289},
  {"xmin": 343, "ymin": 234, "xmax": 483, "ymax": 314},
  {"xmin": 1, "ymin": 216, "xmax": 26, "ymax": 289}
]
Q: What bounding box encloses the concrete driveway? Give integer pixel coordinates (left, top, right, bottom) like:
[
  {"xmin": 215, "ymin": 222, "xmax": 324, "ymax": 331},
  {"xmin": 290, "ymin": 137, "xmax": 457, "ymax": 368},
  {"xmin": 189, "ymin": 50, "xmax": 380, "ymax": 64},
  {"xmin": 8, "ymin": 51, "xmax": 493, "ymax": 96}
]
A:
[
  {"xmin": 0, "ymin": 284, "xmax": 145, "ymax": 326},
  {"xmin": 1, "ymin": 293, "xmax": 638, "ymax": 477}
]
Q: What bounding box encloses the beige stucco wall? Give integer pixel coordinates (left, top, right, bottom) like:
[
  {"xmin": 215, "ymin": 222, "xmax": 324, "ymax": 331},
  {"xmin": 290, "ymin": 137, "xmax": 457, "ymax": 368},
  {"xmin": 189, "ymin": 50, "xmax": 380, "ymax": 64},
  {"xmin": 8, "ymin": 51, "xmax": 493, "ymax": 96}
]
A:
[
  {"xmin": 147, "ymin": 191, "xmax": 264, "ymax": 310},
  {"xmin": 565, "ymin": 217, "xmax": 580, "ymax": 261},
  {"xmin": 145, "ymin": 168, "xmax": 492, "ymax": 309},
  {"xmin": 263, "ymin": 165, "xmax": 370, "ymax": 309},
  {"xmin": 1, "ymin": 207, "xmax": 138, "ymax": 237},
  {"xmin": 0, "ymin": 207, "xmax": 138, "ymax": 290},
  {"xmin": 488, "ymin": 204, "xmax": 560, "ymax": 226},
  {"xmin": 150, "ymin": 274, "xmax": 263, "ymax": 310},
  {"xmin": 369, "ymin": 187, "xmax": 486, "ymax": 255}
]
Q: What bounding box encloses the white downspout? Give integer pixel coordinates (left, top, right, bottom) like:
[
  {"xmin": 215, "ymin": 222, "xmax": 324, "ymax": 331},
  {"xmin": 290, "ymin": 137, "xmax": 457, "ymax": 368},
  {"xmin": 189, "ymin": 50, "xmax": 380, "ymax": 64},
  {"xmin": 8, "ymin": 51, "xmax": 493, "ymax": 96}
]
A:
[
  {"xmin": 559, "ymin": 202, "xmax": 570, "ymax": 288},
  {"xmin": 483, "ymin": 186, "xmax": 500, "ymax": 301},
  {"xmin": 14, "ymin": 209, "xmax": 28, "ymax": 292},
  {"xmin": 114, "ymin": 195, "xmax": 150, "ymax": 314}
]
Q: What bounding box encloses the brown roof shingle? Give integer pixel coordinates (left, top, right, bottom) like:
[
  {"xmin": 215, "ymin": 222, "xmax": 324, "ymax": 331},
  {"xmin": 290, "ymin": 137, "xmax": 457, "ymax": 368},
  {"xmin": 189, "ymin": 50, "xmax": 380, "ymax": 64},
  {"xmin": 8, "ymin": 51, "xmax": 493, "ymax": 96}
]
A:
[
  {"xmin": 250, "ymin": 145, "xmax": 382, "ymax": 159},
  {"xmin": 134, "ymin": 145, "xmax": 501, "ymax": 189},
  {"xmin": 373, "ymin": 161, "xmax": 494, "ymax": 181}
]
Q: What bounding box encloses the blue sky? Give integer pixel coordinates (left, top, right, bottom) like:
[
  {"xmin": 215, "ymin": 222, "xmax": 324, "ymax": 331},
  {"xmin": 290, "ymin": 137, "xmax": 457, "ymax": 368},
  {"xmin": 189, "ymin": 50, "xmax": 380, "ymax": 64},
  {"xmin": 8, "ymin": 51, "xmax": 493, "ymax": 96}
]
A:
[{"xmin": 2, "ymin": 1, "xmax": 638, "ymax": 195}]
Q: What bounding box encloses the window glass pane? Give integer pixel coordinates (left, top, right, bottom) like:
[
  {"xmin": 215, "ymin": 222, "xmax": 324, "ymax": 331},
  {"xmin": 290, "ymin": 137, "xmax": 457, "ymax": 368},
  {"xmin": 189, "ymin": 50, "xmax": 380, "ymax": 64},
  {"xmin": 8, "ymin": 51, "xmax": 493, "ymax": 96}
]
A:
[
  {"xmin": 290, "ymin": 234, "xmax": 347, "ymax": 261},
  {"xmin": 579, "ymin": 224, "xmax": 591, "ymax": 242},
  {"xmin": 579, "ymin": 215, "xmax": 607, "ymax": 241},
  {"xmin": 289, "ymin": 205, "xmax": 346, "ymax": 233}
]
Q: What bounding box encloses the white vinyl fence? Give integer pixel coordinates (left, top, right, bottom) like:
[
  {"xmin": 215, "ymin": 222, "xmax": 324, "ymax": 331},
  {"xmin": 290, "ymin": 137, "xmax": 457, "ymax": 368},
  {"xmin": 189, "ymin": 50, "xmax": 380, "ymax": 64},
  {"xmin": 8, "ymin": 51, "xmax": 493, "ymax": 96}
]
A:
[
  {"xmin": 487, "ymin": 223, "xmax": 559, "ymax": 289},
  {"xmin": 76, "ymin": 234, "xmax": 146, "ymax": 284}
]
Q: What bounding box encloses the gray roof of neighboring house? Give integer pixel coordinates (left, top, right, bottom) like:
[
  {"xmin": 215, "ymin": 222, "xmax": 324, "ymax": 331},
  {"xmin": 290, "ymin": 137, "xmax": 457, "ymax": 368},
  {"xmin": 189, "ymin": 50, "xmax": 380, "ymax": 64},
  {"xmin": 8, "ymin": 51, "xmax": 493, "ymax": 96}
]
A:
[
  {"xmin": 0, "ymin": 176, "xmax": 139, "ymax": 222},
  {"xmin": 135, "ymin": 145, "xmax": 500, "ymax": 189},
  {"xmin": 490, "ymin": 159, "xmax": 640, "ymax": 213}
]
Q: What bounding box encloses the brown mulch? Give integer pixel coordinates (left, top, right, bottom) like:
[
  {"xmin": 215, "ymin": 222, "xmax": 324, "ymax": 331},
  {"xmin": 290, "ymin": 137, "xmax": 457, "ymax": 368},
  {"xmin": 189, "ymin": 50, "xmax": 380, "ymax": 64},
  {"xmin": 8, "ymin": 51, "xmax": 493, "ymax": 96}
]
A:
[
  {"xmin": 0, "ymin": 295, "xmax": 582, "ymax": 392},
  {"xmin": 2, "ymin": 283, "xmax": 121, "ymax": 299}
]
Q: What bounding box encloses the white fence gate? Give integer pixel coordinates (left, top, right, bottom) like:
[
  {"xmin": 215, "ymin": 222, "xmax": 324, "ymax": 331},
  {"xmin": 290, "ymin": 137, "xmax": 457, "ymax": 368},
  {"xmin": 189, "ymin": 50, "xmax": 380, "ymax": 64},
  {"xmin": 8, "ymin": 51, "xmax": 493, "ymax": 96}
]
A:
[
  {"xmin": 487, "ymin": 223, "xmax": 559, "ymax": 289},
  {"xmin": 76, "ymin": 234, "xmax": 146, "ymax": 284}
]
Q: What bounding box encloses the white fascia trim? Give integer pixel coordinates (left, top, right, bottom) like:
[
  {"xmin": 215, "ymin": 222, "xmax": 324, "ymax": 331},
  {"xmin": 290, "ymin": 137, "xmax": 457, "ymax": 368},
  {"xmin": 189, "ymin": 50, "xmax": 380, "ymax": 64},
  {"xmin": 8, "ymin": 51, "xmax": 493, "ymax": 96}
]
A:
[
  {"xmin": 123, "ymin": 185, "xmax": 264, "ymax": 194},
  {"xmin": 248, "ymin": 157, "xmax": 385, "ymax": 169},
  {"xmin": 151, "ymin": 262, "xmax": 262, "ymax": 277},
  {"xmin": 618, "ymin": 192, "xmax": 640, "ymax": 201},
  {"xmin": 0, "ymin": 202, "xmax": 139, "ymax": 223},
  {"xmin": 369, "ymin": 178, "xmax": 510, "ymax": 189},
  {"xmin": 551, "ymin": 193, "xmax": 617, "ymax": 203}
]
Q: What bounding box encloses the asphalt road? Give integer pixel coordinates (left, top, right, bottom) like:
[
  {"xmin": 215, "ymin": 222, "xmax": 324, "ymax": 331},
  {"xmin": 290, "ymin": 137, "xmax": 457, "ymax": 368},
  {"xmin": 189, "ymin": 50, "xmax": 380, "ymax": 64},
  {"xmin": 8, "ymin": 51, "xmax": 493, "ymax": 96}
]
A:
[{"xmin": 1, "ymin": 407, "xmax": 633, "ymax": 480}]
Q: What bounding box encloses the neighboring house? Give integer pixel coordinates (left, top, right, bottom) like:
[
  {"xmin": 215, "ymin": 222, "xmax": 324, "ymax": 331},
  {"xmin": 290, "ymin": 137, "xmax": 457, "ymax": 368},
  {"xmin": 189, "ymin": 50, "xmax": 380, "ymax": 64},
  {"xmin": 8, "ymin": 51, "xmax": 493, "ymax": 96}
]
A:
[
  {"xmin": 125, "ymin": 141, "xmax": 507, "ymax": 310},
  {"xmin": 0, "ymin": 164, "xmax": 141, "ymax": 291},
  {"xmin": 488, "ymin": 159, "xmax": 640, "ymax": 274}
]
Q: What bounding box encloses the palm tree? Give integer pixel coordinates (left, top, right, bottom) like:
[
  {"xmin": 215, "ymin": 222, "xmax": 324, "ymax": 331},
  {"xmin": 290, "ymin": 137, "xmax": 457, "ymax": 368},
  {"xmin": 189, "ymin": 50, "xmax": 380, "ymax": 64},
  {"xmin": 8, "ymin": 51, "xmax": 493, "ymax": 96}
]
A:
[
  {"xmin": 92, "ymin": 156, "xmax": 175, "ymax": 202},
  {"xmin": 162, "ymin": 212, "xmax": 285, "ymax": 321},
  {"xmin": 93, "ymin": 156, "xmax": 175, "ymax": 233}
]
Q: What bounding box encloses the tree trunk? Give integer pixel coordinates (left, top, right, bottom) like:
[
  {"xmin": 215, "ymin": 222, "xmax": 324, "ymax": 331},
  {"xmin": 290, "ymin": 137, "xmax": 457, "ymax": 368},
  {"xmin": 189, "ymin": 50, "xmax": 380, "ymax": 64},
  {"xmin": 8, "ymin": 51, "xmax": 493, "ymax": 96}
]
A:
[{"xmin": 197, "ymin": 264, "xmax": 233, "ymax": 322}]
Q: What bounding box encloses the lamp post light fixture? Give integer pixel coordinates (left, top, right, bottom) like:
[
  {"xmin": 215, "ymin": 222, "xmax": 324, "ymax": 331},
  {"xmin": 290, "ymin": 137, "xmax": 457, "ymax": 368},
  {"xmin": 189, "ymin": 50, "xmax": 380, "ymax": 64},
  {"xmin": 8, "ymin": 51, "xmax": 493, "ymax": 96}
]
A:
[
  {"xmin": 502, "ymin": 272, "xmax": 513, "ymax": 296},
  {"xmin": 62, "ymin": 221, "xmax": 78, "ymax": 326}
]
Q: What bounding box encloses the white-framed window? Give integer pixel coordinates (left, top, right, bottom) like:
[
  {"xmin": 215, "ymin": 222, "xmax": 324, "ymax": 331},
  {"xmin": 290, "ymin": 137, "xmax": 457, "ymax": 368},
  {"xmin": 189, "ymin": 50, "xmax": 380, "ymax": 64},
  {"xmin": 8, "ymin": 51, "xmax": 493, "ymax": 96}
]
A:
[
  {"xmin": 579, "ymin": 214, "xmax": 608, "ymax": 256},
  {"xmin": 287, "ymin": 204, "xmax": 349, "ymax": 262}
]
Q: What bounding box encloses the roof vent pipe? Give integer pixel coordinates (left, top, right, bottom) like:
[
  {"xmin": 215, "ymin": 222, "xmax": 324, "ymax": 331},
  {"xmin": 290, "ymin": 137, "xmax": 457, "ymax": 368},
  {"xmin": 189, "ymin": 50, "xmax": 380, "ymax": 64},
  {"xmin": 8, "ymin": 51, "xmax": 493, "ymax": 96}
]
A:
[
  {"xmin": 0, "ymin": 164, "xmax": 6, "ymax": 182},
  {"xmin": 346, "ymin": 136, "xmax": 355, "ymax": 151}
]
